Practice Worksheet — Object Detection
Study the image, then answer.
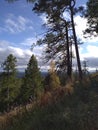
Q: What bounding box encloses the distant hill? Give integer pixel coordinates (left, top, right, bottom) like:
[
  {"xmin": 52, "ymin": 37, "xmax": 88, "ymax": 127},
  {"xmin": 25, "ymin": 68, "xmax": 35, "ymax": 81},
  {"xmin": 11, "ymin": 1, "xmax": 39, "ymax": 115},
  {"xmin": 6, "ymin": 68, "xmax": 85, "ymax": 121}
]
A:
[{"xmin": 17, "ymin": 71, "xmax": 48, "ymax": 78}]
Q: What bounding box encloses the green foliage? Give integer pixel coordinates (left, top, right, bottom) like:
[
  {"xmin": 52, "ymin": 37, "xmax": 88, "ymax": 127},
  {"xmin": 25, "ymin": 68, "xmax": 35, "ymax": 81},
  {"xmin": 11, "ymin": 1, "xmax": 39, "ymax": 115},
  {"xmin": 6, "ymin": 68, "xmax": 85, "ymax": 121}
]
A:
[
  {"xmin": 2, "ymin": 54, "xmax": 17, "ymax": 75},
  {"xmin": 0, "ymin": 54, "xmax": 20, "ymax": 112},
  {"xmin": 1, "ymin": 80, "xmax": 98, "ymax": 130},
  {"xmin": 37, "ymin": 32, "xmax": 69, "ymax": 72},
  {"xmin": 20, "ymin": 55, "xmax": 43, "ymax": 104},
  {"xmin": 33, "ymin": 0, "xmax": 83, "ymax": 79},
  {"xmin": 85, "ymin": 0, "xmax": 98, "ymax": 35},
  {"xmin": 58, "ymin": 72, "xmax": 67, "ymax": 86}
]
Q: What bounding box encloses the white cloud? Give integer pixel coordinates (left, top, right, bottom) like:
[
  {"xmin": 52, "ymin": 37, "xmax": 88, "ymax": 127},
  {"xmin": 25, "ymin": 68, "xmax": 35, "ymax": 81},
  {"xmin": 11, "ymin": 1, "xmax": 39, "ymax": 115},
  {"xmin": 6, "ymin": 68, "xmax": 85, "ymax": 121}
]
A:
[
  {"xmin": 0, "ymin": 40, "xmax": 98, "ymax": 72},
  {"xmin": 40, "ymin": 14, "xmax": 48, "ymax": 24},
  {"xmin": 72, "ymin": 44, "xmax": 98, "ymax": 70},
  {"xmin": 78, "ymin": 45, "xmax": 98, "ymax": 70},
  {"xmin": 0, "ymin": 39, "xmax": 46, "ymax": 71},
  {"xmin": 71, "ymin": 15, "xmax": 98, "ymax": 70},
  {"xmin": 40, "ymin": 13, "xmax": 98, "ymax": 43},
  {"xmin": 0, "ymin": 40, "xmax": 10, "ymax": 47},
  {"xmin": 75, "ymin": 16, "xmax": 87, "ymax": 40},
  {"xmin": 80, "ymin": 45, "xmax": 98, "ymax": 59},
  {"xmin": 0, "ymin": 40, "xmax": 32, "ymax": 70},
  {"xmin": 1, "ymin": 14, "xmax": 34, "ymax": 34},
  {"xmin": 8, "ymin": 46, "xmax": 25, "ymax": 58},
  {"xmin": 21, "ymin": 37, "xmax": 37, "ymax": 46},
  {"xmin": 75, "ymin": 15, "xmax": 98, "ymax": 43},
  {"xmin": 63, "ymin": 11, "xmax": 70, "ymax": 21}
]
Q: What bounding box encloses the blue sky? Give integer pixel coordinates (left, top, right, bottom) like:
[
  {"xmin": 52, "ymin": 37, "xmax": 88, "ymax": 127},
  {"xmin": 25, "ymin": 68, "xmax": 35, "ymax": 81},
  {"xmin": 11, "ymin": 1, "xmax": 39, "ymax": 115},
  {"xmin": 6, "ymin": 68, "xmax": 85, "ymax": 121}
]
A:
[{"xmin": 0, "ymin": 0, "xmax": 98, "ymax": 71}]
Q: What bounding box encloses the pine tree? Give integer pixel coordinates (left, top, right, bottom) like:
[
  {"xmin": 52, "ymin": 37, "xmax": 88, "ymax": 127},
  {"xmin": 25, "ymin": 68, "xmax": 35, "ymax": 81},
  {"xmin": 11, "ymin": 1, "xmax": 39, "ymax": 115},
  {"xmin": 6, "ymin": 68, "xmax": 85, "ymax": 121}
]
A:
[
  {"xmin": 21, "ymin": 55, "xmax": 43, "ymax": 104},
  {"xmin": 33, "ymin": 0, "xmax": 82, "ymax": 79},
  {"xmin": 85, "ymin": 0, "xmax": 98, "ymax": 35},
  {"xmin": 0, "ymin": 54, "xmax": 18, "ymax": 111}
]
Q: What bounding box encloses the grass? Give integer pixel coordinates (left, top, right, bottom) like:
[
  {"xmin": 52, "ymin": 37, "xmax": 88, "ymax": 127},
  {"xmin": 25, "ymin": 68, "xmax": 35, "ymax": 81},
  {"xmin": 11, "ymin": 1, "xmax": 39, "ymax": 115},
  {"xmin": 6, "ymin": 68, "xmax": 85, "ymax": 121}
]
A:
[{"xmin": 0, "ymin": 80, "xmax": 98, "ymax": 130}]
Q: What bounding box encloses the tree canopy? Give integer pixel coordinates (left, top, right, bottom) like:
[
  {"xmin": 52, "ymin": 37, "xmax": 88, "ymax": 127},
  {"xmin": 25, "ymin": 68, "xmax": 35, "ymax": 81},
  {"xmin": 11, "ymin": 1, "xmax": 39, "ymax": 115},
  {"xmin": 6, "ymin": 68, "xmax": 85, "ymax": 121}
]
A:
[
  {"xmin": 85, "ymin": 0, "xmax": 98, "ymax": 35},
  {"xmin": 33, "ymin": 0, "xmax": 83, "ymax": 79},
  {"xmin": 20, "ymin": 54, "xmax": 43, "ymax": 104},
  {"xmin": 0, "ymin": 54, "xmax": 18, "ymax": 111}
]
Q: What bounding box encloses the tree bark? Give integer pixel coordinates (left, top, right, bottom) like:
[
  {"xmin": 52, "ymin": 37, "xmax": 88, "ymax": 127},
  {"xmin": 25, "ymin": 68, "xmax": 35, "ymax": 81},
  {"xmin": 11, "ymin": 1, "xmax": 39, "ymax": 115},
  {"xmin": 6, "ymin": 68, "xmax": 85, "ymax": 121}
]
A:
[
  {"xmin": 70, "ymin": 0, "xmax": 82, "ymax": 79},
  {"xmin": 65, "ymin": 24, "xmax": 72, "ymax": 80}
]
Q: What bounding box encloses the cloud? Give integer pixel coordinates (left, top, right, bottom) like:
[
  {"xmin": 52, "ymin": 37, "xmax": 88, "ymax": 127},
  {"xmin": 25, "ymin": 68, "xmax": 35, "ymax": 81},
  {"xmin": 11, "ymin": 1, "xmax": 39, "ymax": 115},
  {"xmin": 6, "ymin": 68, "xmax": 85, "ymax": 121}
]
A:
[
  {"xmin": 40, "ymin": 13, "xmax": 98, "ymax": 43},
  {"xmin": 78, "ymin": 45, "xmax": 98, "ymax": 70},
  {"xmin": 0, "ymin": 40, "xmax": 32, "ymax": 70},
  {"xmin": 74, "ymin": 16, "xmax": 87, "ymax": 40},
  {"xmin": 0, "ymin": 46, "xmax": 32, "ymax": 66},
  {"xmin": 74, "ymin": 15, "xmax": 98, "ymax": 43},
  {"xmin": 0, "ymin": 40, "xmax": 10, "ymax": 47},
  {"xmin": 1, "ymin": 14, "xmax": 34, "ymax": 34},
  {"xmin": 0, "ymin": 39, "xmax": 46, "ymax": 71},
  {"xmin": 84, "ymin": 57, "xmax": 98, "ymax": 68},
  {"xmin": 0, "ymin": 41, "xmax": 98, "ymax": 72},
  {"xmin": 72, "ymin": 44, "xmax": 98, "ymax": 71},
  {"xmin": 70, "ymin": 15, "xmax": 98, "ymax": 71},
  {"xmin": 80, "ymin": 45, "xmax": 98, "ymax": 59},
  {"xmin": 21, "ymin": 37, "xmax": 38, "ymax": 47},
  {"xmin": 40, "ymin": 14, "xmax": 48, "ymax": 24}
]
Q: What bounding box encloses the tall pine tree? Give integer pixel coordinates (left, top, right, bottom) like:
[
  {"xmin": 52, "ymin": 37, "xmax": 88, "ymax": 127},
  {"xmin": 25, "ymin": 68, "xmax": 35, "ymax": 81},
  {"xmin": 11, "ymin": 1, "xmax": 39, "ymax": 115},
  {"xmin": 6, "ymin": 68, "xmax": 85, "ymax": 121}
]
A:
[
  {"xmin": 33, "ymin": 0, "xmax": 82, "ymax": 80},
  {"xmin": 0, "ymin": 54, "xmax": 18, "ymax": 112},
  {"xmin": 21, "ymin": 54, "xmax": 43, "ymax": 104}
]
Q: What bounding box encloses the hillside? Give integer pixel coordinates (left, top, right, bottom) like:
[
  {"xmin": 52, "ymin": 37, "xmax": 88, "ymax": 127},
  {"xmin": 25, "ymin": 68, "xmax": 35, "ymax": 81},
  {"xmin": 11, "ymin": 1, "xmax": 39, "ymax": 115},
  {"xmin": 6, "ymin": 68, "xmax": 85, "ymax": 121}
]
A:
[{"xmin": 0, "ymin": 80, "xmax": 98, "ymax": 130}]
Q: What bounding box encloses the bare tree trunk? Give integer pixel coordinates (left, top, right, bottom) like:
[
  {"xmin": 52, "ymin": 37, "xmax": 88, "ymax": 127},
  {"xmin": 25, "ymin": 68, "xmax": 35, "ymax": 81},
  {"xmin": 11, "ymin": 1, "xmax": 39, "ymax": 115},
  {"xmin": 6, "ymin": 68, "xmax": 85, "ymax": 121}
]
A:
[
  {"xmin": 7, "ymin": 72, "xmax": 10, "ymax": 112},
  {"xmin": 70, "ymin": 0, "xmax": 82, "ymax": 79},
  {"xmin": 65, "ymin": 24, "xmax": 72, "ymax": 80},
  {"xmin": 60, "ymin": 17, "xmax": 72, "ymax": 80}
]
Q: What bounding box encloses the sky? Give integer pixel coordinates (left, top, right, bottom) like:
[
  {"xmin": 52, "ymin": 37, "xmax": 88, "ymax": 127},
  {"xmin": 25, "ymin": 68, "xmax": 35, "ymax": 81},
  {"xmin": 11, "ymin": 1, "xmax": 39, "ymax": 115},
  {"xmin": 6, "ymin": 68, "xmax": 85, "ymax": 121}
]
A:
[{"xmin": 0, "ymin": 0, "xmax": 98, "ymax": 72}]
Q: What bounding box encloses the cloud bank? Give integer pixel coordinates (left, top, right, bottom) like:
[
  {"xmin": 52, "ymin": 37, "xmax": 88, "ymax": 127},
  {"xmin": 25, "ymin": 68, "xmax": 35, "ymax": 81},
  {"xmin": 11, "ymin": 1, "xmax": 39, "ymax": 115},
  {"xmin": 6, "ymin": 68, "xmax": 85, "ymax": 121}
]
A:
[{"xmin": 0, "ymin": 38, "xmax": 49, "ymax": 72}]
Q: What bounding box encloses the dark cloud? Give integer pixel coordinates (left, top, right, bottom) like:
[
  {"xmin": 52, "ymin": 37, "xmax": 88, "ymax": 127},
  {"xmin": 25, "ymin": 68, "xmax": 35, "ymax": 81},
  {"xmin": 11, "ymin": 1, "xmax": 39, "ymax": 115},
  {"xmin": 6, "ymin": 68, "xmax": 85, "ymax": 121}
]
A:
[{"xmin": 84, "ymin": 57, "xmax": 98, "ymax": 68}]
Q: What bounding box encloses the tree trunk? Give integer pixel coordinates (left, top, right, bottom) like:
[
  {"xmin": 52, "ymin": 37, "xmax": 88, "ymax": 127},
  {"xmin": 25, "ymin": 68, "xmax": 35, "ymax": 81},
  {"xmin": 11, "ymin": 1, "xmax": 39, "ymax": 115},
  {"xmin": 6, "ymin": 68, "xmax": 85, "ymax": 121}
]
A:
[
  {"xmin": 60, "ymin": 17, "xmax": 72, "ymax": 80},
  {"xmin": 65, "ymin": 24, "xmax": 72, "ymax": 80},
  {"xmin": 70, "ymin": 1, "xmax": 82, "ymax": 79}
]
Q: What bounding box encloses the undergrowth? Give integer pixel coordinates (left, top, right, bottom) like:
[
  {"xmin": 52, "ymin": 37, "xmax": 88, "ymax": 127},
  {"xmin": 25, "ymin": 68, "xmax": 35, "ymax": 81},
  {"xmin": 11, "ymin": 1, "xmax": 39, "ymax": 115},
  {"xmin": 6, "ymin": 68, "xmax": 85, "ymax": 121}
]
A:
[{"xmin": 0, "ymin": 81, "xmax": 98, "ymax": 130}]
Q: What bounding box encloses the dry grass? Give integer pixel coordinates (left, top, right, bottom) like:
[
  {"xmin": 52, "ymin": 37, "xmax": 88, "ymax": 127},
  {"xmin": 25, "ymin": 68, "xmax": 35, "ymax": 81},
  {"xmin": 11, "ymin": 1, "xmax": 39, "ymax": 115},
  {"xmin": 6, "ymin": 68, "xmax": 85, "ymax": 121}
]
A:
[
  {"xmin": 0, "ymin": 102, "xmax": 36, "ymax": 129},
  {"xmin": 0, "ymin": 82, "xmax": 74, "ymax": 129},
  {"xmin": 40, "ymin": 82, "xmax": 74, "ymax": 106}
]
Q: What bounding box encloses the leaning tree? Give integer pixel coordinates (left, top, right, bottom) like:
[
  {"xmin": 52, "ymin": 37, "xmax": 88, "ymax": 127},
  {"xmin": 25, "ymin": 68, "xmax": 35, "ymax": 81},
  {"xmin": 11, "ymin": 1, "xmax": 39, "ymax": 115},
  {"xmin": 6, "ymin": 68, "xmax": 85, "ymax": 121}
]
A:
[{"xmin": 32, "ymin": 0, "xmax": 83, "ymax": 80}]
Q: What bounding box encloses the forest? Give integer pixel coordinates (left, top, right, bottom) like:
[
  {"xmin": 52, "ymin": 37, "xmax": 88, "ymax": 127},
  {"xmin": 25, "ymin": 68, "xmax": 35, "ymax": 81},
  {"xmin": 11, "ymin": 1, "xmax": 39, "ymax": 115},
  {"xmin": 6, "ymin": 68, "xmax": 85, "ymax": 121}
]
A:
[{"xmin": 0, "ymin": 0, "xmax": 98, "ymax": 130}]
